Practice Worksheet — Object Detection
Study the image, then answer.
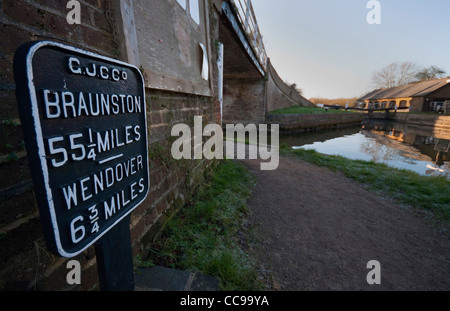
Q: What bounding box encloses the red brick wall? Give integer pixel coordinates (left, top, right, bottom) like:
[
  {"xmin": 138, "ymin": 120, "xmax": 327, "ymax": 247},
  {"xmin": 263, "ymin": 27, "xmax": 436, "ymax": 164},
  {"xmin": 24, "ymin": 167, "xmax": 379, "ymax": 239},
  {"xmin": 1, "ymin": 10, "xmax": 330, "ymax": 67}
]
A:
[
  {"xmin": 0, "ymin": 0, "xmax": 118, "ymax": 291},
  {"xmin": 0, "ymin": 0, "xmax": 220, "ymax": 290}
]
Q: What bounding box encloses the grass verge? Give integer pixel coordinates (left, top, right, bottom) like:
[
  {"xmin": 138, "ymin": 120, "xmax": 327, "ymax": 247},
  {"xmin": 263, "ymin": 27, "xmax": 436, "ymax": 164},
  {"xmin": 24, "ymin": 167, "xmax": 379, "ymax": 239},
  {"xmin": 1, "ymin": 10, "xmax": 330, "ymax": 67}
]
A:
[
  {"xmin": 283, "ymin": 147, "xmax": 450, "ymax": 225},
  {"xmin": 145, "ymin": 160, "xmax": 262, "ymax": 291}
]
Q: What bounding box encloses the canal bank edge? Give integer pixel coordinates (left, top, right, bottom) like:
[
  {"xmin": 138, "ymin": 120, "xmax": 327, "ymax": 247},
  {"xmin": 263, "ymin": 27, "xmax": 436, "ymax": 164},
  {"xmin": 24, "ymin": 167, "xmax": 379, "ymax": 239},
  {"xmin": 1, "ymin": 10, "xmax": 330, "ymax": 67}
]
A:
[
  {"xmin": 392, "ymin": 114, "xmax": 450, "ymax": 130},
  {"xmin": 267, "ymin": 112, "xmax": 450, "ymax": 133},
  {"xmin": 267, "ymin": 113, "xmax": 365, "ymax": 133}
]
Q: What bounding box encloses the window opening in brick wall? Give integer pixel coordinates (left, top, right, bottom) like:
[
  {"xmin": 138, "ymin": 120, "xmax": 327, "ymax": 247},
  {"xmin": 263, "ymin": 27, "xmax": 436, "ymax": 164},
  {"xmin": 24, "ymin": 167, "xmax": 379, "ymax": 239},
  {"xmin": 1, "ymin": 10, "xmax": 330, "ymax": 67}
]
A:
[
  {"xmin": 176, "ymin": 0, "xmax": 200, "ymax": 25},
  {"xmin": 176, "ymin": 0, "xmax": 187, "ymax": 10},
  {"xmin": 189, "ymin": 0, "xmax": 200, "ymax": 25}
]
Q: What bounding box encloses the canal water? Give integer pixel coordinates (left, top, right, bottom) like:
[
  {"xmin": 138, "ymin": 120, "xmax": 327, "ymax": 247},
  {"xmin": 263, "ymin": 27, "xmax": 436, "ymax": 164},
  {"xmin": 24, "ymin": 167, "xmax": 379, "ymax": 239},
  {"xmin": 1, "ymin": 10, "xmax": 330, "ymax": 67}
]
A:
[{"xmin": 280, "ymin": 120, "xmax": 450, "ymax": 179}]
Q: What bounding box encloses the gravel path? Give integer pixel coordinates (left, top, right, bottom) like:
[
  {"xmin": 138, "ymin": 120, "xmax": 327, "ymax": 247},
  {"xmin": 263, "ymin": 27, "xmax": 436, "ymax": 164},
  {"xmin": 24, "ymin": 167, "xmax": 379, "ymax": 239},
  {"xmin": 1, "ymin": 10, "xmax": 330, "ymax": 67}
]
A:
[{"xmin": 241, "ymin": 155, "xmax": 450, "ymax": 291}]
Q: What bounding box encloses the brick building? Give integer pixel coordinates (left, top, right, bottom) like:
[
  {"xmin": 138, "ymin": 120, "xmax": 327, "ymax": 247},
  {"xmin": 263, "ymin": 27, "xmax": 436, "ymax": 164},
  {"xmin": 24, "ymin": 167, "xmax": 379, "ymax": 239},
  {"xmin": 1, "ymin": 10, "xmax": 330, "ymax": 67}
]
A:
[{"xmin": 358, "ymin": 78, "xmax": 450, "ymax": 113}]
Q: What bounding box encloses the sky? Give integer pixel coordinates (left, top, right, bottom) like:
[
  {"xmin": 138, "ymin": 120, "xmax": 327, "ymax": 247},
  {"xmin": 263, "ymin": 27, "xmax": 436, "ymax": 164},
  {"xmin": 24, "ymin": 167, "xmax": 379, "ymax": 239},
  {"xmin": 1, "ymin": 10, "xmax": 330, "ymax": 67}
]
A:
[{"xmin": 251, "ymin": 0, "xmax": 450, "ymax": 100}]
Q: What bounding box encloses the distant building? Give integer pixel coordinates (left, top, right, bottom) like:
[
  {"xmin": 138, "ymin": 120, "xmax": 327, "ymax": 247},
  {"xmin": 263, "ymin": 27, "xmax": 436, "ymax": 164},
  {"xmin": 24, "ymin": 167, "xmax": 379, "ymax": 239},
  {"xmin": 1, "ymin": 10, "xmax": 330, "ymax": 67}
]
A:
[{"xmin": 358, "ymin": 78, "xmax": 450, "ymax": 113}]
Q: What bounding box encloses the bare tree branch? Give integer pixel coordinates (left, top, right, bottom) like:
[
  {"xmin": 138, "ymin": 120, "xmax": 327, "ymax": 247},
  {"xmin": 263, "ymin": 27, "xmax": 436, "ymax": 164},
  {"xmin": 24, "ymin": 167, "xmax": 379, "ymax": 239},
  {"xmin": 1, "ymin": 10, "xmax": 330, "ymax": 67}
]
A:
[
  {"xmin": 372, "ymin": 61, "xmax": 420, "ymax": 89},
  {"xmin": 415, "ymin": 66, "xmax": 447, "ymax": 81}
]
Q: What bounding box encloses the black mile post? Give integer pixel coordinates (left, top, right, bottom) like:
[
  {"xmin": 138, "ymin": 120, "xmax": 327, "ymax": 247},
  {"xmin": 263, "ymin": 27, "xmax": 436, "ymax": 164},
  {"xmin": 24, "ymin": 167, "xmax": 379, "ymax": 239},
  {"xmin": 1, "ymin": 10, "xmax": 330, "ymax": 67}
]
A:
[
  {"xmin": 13, "ymin": 41, "xmax": 149, "ymax": 292},
  {"xmin": 95, "ymin": 215, "xmax": 135, "ymax": 291}
]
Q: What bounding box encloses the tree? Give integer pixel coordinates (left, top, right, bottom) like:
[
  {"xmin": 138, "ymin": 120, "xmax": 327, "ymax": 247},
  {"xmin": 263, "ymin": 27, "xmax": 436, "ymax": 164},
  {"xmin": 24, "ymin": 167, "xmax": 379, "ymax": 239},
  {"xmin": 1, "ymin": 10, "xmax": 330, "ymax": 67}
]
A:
[
  {"xmin": 289, "ymin": 83, "xmax": 303, "ymax": 96},
  {"xmin": 372, "ymin": 61, "xmax": 419, "ymax": 89},
  {"xmin": 284, "ymin": 81, "xmax": 303, "ymax": 96},
  {"xmin": 415, "ymin": 66, "xmax": 447, "ymax": 81}
]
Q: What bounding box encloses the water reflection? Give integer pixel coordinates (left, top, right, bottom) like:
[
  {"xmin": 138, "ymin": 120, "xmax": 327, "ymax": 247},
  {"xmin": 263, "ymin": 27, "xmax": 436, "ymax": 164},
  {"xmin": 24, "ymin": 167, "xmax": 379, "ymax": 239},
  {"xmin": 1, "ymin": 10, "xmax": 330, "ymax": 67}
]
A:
[
  {"xmin": 282, "ymin": 121, "xmax": 450, "ymax": 179},
  {"xmin": 360, "ymin": 136, "xmax": 398, "ymax": 163}
]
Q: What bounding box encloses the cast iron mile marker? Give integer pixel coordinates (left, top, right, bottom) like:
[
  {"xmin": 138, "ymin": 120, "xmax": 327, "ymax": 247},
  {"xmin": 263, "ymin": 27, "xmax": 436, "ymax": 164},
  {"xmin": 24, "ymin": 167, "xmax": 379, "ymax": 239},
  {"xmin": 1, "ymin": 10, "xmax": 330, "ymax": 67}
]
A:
[{"xmin": 14, "ymin": 41, "xmax": 149, "ymax": 290}]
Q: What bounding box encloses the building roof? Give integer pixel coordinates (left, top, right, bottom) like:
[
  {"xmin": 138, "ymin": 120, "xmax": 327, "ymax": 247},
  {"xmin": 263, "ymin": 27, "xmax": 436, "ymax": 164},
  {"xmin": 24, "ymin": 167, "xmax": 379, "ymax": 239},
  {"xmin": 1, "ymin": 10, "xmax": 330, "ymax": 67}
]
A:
[{"xmin": 358, "ymin": 78, "xmax": 450, "ymax": 101}]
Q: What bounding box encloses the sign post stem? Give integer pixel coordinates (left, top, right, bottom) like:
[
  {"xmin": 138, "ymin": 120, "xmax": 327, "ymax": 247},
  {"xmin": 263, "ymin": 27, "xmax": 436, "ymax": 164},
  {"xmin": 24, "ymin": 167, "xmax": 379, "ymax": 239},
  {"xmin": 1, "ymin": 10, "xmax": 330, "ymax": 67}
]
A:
[{"xmin": 94, "ymin": 215, "xmax": 135, "ymax": 291}]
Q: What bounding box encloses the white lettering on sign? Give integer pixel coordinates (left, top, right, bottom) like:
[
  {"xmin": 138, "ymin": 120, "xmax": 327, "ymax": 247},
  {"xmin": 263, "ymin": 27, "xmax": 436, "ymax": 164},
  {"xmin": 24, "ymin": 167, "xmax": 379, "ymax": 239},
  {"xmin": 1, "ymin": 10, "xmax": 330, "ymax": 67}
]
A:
[
  {"xmin": 96, "ymin": 126, "xmax": 141, "ymax": 154},
  {"xmin": 46, "ymin": 126, "xmax": 142, "ymax": 169},
  {"xmin": 70, "ymin": 216, "xmax": 85, "ymax": 244},
  {"xmin": 68, "ymin": 57, "xmax": 127, "ymax": 81},
  {"xmin": 43, "ymin": 90, "xmax": 142, "ymax": 119},
  {"xmin": 66, "ymin": 177, "xmax": 146, "ymax": 245},
  {"xmin": 62, "ymin": 151, "xmax": 146, "ymax": 246},
  {"xmin": 61, "ymin": 155, "xmax": 145, "ymax": 210},
  {"xmin": 88, "ymin": 205, "xmax": 100, "ymax": 234},
  {"xmin": 103, "ymin": 178, "xmax": 145, "ymax": 220}
]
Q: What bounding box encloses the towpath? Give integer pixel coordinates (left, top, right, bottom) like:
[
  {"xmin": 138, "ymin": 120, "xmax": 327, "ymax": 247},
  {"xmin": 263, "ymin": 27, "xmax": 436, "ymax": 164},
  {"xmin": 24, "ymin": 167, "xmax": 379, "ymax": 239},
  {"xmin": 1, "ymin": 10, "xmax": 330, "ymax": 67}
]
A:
[{"xmin": 240, "ymin": 155, "xmax": 450, "ymax": 290}]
